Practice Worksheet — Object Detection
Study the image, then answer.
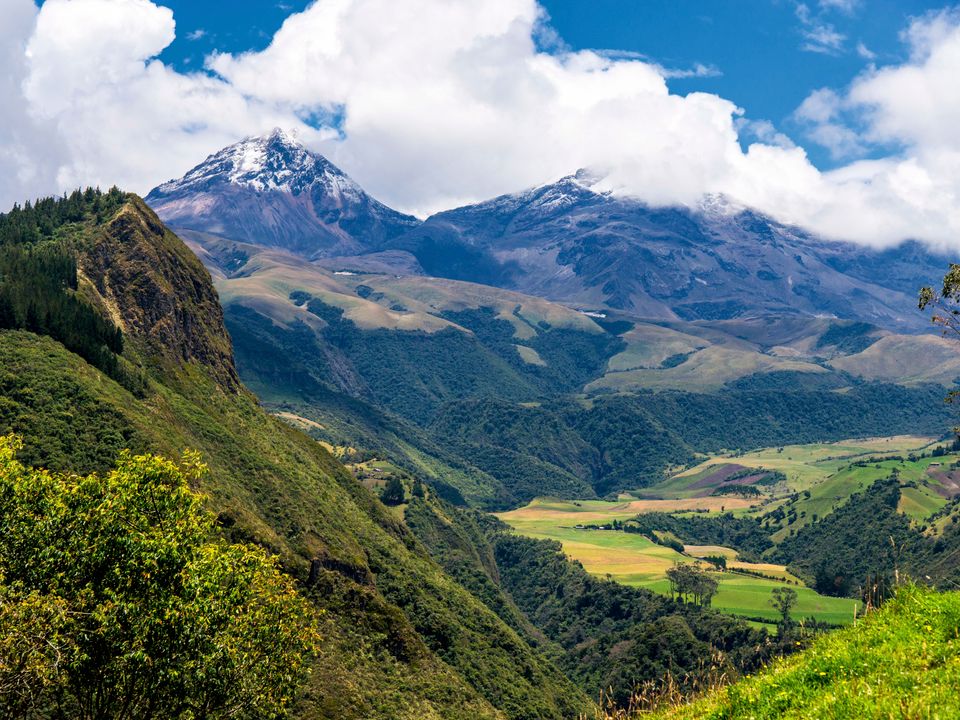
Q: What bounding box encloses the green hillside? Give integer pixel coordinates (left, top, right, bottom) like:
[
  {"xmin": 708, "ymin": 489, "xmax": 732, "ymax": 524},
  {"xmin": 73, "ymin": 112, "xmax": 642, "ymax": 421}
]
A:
[
  {"xmin": 7, "ymin": 189, "xmax": 960, "ymax": 719},
  {"xmin": 0, "ymin": 191, "xmax": 592, "ymax": 719},
  {"xmin": 646, "ymin": 585, "xmax": 960, "ymax": 720},
  {"xmin": 185, "ymin": 235, "xmax": 959, "ymax": 510}
]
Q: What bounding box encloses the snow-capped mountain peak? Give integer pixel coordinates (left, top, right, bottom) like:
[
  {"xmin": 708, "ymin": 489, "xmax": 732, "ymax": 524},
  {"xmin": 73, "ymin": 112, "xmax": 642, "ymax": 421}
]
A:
[
  {"xmin": 152, "ymin": 128, "xmax": 362, "ymax": 198},
  {"xmin": 145, "ymin": 131, "xmax": 419, "ymax": 258}
]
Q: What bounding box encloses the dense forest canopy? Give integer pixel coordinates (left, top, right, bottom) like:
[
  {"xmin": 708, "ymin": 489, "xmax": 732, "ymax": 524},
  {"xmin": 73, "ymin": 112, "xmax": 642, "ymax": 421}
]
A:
[{"xmin": 0, "ymin": 435, "xmax": 319, "ymax": 719}]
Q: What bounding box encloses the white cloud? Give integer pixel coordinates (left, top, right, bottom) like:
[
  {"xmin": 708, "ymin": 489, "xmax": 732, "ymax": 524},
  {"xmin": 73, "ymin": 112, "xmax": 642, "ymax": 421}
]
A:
[
  {"xmin": 659, "ymin": 62, "xmax": 722, "ymax": 79},
  {"xmin": 819, "ymin": 0, "xmax": 859, "ymax": 15},
  {"xmin": 18, "ymin": 0, "xmax": 329, "ymax": 200},
  {"xmin": 856, "ymin": 41, "xmax": 876, "ymax": 60},
  {"xmin": 737, "ymin": 119, "xmax": 796, "ymax": 149},
  {"xmin": 793, "ymin": 87, "xmax": 867, "ymax": 159},
  {"xmin": 849, "ymin": 9, "xmax": 960, "ymax": 151},
  {"xmin": 795, "ymin": 3, "xmax": 846, "ymax": 55},
  {"xmin": 3, "ymin": 0, "xmax": 960, "ymax": 251},
  {"xmin": 0, "ymin": 0, "xmax": 65, "ymax": 206}
]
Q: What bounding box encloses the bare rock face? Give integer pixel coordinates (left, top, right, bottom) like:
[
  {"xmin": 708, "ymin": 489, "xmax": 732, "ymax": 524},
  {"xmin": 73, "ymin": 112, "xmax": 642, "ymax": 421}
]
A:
[
  {"xmin": 79, "ymin": 196, "xmax": 241, "ymax": 391},
  {"xmin": 146, "ymin": 129, "xmax": 420, "ymax": 258}
]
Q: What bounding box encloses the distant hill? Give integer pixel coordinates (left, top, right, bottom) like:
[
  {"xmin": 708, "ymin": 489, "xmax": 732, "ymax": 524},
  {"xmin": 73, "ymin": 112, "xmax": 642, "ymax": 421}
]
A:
[{"xmin": 169, "ymin": 233, "xmax": 954, "ymax": 506}]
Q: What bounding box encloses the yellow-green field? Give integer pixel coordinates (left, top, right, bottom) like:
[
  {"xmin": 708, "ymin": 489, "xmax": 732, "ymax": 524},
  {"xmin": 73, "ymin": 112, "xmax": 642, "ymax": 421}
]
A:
[
  {"xmin": 496, "ymin": 499, "xmax": 858, "ymax": 625},
  {"xmin": 498, "ymin": 436, "xmax": 960, "ymax": 627}
]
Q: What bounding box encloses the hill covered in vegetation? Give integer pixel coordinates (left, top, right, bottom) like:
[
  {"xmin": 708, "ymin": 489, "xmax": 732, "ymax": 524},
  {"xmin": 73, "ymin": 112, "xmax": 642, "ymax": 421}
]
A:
[
  {"xmin": 0, "ymin": 191, "xmax": 595, "ymax": 719},
  {"xmin": 173, "ymin": 227, "xmax": 960, "ymax": 509},
  {"xmin": 644, "ymin": 585, "xmax": 960, "ymax": 720}
]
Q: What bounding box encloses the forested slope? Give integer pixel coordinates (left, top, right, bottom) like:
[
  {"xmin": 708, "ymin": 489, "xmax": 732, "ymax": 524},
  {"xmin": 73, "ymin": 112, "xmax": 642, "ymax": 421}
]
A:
[{"xmin": 0, "ymin": 191, "xmax": 591, "ymax": 719}]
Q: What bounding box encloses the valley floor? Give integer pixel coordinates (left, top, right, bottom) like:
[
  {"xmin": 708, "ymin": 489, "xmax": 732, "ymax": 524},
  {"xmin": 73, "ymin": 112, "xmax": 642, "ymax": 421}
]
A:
[
  {"xmin": 497, "ymin": 499, "xmax": 856, "ymax": 626},
  {"xmin": 499, "ymin": 435, "xmax": 954, "ymax": 626}
]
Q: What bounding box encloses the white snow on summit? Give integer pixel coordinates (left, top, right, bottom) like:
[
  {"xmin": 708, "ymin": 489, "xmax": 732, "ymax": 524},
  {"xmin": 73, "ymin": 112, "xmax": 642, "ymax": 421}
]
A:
[{"xmin": 153, "ymin": 128, "xmax": 363, "ymax": 197}]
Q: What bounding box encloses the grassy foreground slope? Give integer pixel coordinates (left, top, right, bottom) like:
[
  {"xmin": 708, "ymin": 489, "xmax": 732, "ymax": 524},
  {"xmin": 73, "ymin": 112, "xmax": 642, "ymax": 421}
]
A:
[{"xmin": 649, "ymin": 586, "xmax": 960, "ymax": 720}]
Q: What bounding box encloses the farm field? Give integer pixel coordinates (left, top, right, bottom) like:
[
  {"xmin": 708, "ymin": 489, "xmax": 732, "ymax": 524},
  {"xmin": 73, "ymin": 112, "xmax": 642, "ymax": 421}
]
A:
[
  {"xmin": 644, "ymin": 435, "xmax": 940, "ymax": 498},
  {"xmin": 496, "ymin": 435, "xmax": 960, "ymax": 627},
  {"xmin": 632, "ymin": 435, "xmax": 960, "ymax": 538},
  {"xmin": 496, "ymin": 500, "xmax": 858, "ymax": 625},
  {"xmin": 768, "ymin": 455, "xmax": 954, "ymax": 539}
]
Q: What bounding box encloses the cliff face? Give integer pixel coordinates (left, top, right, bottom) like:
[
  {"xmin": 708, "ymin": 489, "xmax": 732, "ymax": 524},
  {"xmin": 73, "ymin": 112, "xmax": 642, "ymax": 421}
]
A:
[{"xmin": 78, "ymin": 196, "xmax": 240, "ymax": 391}]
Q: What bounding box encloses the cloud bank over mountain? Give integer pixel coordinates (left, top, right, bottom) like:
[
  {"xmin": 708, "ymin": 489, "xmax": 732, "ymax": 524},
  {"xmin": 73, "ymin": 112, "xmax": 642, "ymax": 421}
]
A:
[{"xmin": 4, "ymin": 0, "xmax": 960, "ymax": 249}]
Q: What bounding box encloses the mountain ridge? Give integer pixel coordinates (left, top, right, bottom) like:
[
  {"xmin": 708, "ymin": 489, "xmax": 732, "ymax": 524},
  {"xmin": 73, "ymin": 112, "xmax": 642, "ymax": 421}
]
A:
[
  {"xmin": 147, "ymin": 132, "xmax": 950, "ymax": 332},
  {"xmin": 0, "ymin": 190, "xmax": 595, "ymax": 719}
]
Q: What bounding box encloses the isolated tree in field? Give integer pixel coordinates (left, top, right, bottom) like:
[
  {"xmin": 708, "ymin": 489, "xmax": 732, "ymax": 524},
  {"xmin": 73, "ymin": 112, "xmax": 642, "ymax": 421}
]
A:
[
  {"xmin": 666, "ymin": 563, "xmax": 719, "ymax": 607},
  {"xmin": 0, "ymin": 435, "xmax": 320, "ymax": 720},
  {"xmin": 380, "ymin": 475, "xmax": 406, "ymax": 506},
  {"xmin": 770, "ymin": 587, "xmax": 798, "ymax": 629}
]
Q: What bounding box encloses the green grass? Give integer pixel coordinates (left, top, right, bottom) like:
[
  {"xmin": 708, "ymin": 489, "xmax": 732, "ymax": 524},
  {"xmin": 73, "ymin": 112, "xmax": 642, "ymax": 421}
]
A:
[
  {"xmin": 636, "ymin": 437, "xmax": 955, "ymax": 542},
  {"xmin": 770, "ymin": 454, "xmax": 956, "ymax": 540},
  {"xmin": 497, "ymin": 499, "xmax": 857, "ymax": 624},
  {"xmin": 651, "ymin": 585, "xmax": 960, "ymax": 719},
  {"xmin": 899, "ymin": 485, "xmax": 947, "ymax": 523},
  {"xmin": 655, "ymin": 436, "xmax": 940, "ymax": 498}
]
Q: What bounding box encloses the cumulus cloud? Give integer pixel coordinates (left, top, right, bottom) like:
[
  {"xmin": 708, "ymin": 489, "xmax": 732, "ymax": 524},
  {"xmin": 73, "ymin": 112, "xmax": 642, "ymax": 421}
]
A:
[
  {"xmin": 4, "ymin": 0, "xmax": 960, "ymax": 250},
  {"xmin": 0, "ymin": 0, "xmax": 64, "ymax": 206},
  {"xmin": 793, "ymin": 87, "xmax": 867, "ymax": 159},
  {"xmin": 16, "ymin": 0, "xmax": 329, "ymax": 202}
]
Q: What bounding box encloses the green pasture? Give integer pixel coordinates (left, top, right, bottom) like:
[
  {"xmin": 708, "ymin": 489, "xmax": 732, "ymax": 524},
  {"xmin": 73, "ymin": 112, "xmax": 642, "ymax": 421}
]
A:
[
  {"xmin": 497, "ymin": 502, "xmax": 858, "ymax": 625},
  {"xmin": 654, "ymin": 435, "xmax": 940, "ymax": 498}
]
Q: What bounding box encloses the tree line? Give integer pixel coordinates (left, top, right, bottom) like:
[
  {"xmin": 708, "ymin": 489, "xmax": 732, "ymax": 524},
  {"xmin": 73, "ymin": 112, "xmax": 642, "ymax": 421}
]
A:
[{"xmin": 0, "ymin": 189, "xmax": 130, "ymax": 386}]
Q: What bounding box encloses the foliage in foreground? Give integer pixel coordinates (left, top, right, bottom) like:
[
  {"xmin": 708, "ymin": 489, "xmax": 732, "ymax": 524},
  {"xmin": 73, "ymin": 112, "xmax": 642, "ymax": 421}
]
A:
[
  {"xmin": 619, "ymin": 585, "xmax": 960, "ymax": 719},
  {"xmin": 0, "ymin": 435, "xmax": 320, "ymax": 719}
]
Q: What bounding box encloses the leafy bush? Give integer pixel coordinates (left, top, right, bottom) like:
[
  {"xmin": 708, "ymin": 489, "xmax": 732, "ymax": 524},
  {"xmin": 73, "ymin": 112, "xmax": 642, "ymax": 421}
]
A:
[{"xmin": 0, "ymin": 435, "xmax": 320, "ymax": 718}]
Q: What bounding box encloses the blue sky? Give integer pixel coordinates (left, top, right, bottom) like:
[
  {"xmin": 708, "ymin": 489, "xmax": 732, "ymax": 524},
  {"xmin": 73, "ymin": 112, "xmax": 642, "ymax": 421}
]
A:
[{"xmin": 149, "ymin": 0, "xmax": 943, "ymax": 169}]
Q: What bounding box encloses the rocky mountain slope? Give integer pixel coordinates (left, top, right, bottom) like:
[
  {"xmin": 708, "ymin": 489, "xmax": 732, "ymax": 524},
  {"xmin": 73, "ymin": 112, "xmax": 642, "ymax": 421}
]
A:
[
  {"xmin": 146, "ymin": 129, "xmax": 419, "ymax": 258},
  {"xmin": 399, "ymin": 174, "xmax": 947, "ymax": 331},
  {"xmin": 148, "ymin": 135, "xmax": 950, "ymax": 332}
]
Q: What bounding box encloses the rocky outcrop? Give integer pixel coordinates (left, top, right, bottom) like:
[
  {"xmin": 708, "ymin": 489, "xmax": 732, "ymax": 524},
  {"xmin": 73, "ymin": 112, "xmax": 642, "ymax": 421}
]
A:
[{"xmin": 79, "ymin": 196, "xmax": 240, "ymax": 391}]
